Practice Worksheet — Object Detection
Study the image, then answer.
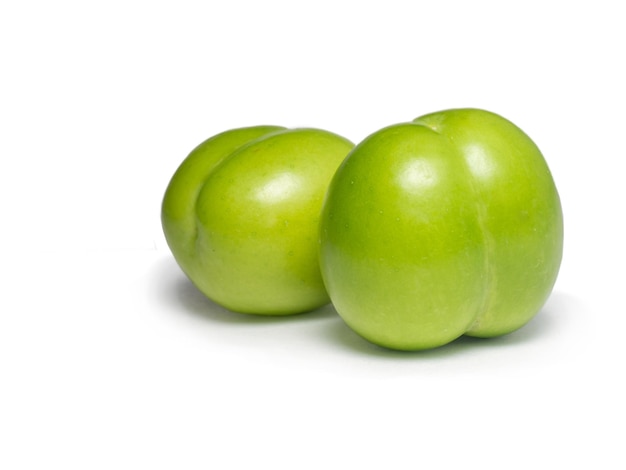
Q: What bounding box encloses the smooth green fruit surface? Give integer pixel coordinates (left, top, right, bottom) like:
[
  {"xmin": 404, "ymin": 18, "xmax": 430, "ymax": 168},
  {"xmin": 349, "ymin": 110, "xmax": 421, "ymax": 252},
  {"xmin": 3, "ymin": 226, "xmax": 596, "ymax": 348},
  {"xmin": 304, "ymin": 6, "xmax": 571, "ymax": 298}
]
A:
[
  {"xmin": 162, "ymin": 126, "xmax": 354, "ymax": 315},
  {"xmin": 319, "ymin": 108, "xmax": 563, "ymax": 350}
]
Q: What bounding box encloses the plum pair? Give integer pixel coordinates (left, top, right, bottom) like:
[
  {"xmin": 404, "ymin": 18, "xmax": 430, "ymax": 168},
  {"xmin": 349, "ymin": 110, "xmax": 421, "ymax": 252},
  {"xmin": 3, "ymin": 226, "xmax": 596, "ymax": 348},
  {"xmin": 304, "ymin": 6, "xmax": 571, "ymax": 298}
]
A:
[{"xmin": 162, "ymin": 109, "xmax": 563, "ymax": 351}]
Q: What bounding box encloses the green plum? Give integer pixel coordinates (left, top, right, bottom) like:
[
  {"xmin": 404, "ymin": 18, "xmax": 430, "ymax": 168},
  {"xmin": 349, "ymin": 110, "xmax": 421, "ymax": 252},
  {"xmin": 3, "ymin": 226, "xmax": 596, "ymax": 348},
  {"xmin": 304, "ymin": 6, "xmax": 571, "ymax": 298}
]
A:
[
  {"xmin": 319, "ymin": 108, "xmax": 563, "ymax": 350},
  {"xmin": 162, "ymin": 126, "xmax": 354, "ymax": 315}
]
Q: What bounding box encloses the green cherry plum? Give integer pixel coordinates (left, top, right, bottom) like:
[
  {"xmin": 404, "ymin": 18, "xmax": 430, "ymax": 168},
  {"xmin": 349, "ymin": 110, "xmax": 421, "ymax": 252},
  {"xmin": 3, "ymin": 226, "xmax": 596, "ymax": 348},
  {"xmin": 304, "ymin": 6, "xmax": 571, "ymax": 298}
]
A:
[
  {"xmin": 319, "ymin": 108, "xmax": 563, "ymax": 350},
  {"xmin": 162, "ymin": 126, "xmax": 354, "ymax": 315}
]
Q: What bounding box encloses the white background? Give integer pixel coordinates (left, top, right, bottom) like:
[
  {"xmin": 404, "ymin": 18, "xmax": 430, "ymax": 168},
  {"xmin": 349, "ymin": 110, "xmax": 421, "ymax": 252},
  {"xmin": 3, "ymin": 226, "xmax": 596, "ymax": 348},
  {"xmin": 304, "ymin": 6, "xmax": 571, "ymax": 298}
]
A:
[{"xmin": 1, "ymin": 0, "xmax": 624, "ymax": 468}]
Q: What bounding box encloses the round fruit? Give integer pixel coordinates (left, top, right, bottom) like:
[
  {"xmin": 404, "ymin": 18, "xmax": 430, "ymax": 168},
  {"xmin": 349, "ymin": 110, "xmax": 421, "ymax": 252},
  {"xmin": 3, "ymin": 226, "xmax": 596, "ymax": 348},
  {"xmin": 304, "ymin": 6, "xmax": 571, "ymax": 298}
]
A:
[
  {"xmin": 319, "ymin": 108, "xmax": 563, "ymax": 350},
  {"xmin": 162, "ymin": 126, "xmax": 354, "ymax": 315}
]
